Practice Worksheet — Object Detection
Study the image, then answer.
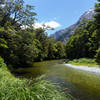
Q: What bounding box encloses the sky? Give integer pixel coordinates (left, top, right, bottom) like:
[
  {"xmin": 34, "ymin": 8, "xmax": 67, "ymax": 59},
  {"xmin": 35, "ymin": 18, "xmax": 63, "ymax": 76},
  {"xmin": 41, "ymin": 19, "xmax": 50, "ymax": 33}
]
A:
[{"xmin": 25, "ymin": 0, "xmax": 96, "ymax": 35}]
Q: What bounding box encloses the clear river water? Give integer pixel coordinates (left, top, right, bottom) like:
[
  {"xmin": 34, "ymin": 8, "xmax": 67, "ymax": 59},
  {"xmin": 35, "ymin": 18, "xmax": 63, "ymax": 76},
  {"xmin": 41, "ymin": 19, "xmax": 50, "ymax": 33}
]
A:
[{"xmin": 15, "ymin": 60, "xmax": 100, "ymax": 100}]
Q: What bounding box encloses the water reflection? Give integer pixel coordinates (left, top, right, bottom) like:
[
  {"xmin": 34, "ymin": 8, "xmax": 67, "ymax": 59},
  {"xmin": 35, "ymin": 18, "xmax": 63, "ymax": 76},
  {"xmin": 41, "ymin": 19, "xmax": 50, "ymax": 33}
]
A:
[{"xmin": 14, "ymin": 60, "xmax": 100, "ymax": 100}]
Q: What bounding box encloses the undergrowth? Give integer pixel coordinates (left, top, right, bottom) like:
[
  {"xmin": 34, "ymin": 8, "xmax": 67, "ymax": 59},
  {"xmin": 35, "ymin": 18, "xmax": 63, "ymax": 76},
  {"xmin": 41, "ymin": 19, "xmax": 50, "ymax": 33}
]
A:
[
  {"xmin": 0, "ymin": 57, "xmax": 73, "ymax": 100},
  {"xmin": 68, "ymin": 58, "xmax": 100, "ymax": 67}
]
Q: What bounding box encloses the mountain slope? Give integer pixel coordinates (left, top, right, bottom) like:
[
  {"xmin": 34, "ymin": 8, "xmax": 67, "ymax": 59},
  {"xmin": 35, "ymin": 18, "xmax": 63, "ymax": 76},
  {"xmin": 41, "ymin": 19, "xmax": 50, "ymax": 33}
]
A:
[{"xmin": 51, "ymin": 9, "xmax": 95, "ymax": 42}]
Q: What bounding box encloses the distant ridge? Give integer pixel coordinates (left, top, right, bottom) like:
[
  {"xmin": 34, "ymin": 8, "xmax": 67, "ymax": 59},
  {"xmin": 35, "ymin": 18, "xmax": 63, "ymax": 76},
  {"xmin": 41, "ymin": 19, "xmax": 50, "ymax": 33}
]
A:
[{"xmin": 51, "ymin": 9, "xmax": 95, "ymax": 42}]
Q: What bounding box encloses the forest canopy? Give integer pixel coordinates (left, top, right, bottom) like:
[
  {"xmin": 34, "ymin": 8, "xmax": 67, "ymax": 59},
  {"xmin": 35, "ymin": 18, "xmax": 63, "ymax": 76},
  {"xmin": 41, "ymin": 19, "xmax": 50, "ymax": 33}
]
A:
[
  {"xmin": 0, "ymin": 0, "xmax": 100, "ymax": 68},
  {"xmin": 65, "ymin": 0, "xmax": 100, "ymax": 63},
  {"xmin": 0, "ymin": 0, "xmax": 66, "ymax": 68}
]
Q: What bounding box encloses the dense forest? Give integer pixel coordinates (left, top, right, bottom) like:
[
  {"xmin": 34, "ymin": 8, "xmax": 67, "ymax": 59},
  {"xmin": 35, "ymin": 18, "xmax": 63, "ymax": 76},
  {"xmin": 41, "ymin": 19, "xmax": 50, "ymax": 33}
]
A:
[
  {"xmin": 0, "ymin": 0, "xmax": 100, "ymax": 100},
  {"xmin": 0, "ymin": 0, "xmax": 66, "ymax": 68},
  {"xmin": 0, "ymin": 0, "xmax": 100, "ymax": 69},
  {"xmin": 65, "ymin": 0, "xmax": 100, "ymax": 63},
  {"xmin": 0, "ymin": 1, "xmax": 69, "ymax": 100}
]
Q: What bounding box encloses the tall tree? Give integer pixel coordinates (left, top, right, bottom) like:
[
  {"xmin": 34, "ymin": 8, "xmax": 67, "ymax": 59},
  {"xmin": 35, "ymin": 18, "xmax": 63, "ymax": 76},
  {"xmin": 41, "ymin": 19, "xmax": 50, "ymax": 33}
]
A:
[
  {"xmin": 0, "ymin": 0, "xmax": 36, "ymax": 27},
  {"xmin": 35, "ymin": 28, "xmax": 49, "ymax": 60},
  {"xmin": 56, "ymin": 41, "xmax": 66, "ymax": 59},
  {"xmin": 95, "ymin": 0, "xmax": 100, "ymax": 26}
]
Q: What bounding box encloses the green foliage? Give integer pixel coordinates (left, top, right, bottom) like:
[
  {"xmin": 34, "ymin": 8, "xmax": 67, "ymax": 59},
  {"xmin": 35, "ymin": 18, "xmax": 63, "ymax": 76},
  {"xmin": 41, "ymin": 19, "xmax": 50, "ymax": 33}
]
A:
[
  {"xmin": 0, "ymin": 0, "xmax": 36, "ymax": 27},
  {"xmin": 0, "ymin": 56, "xmax": 6, "ymax": 68},
  {"xmin": 0, "ymin": 27, "xmax": 8, "ymax": 49},
  {"xmin": 95, "ymin": 48, "xmax": 100, "ymax": 63},
  {"xmin": 64, "ymin": 0, "xmax": 100, "ymax": 63},
  {"xmin": 0, "ymin": 38, "xmax": 8, "ymax": 48},
  {"xmin": 0, "ymin": 0, "xmax": 66, "ymax": 67},
  {"xmin": 68, "ymin": 58, "xmax": 99, "ymax": 67},
  {"xmin": 69, "ymin": 58, "xmax": 95, "ymax": 64},
  {"xmin": 65, "ymin": 20, "xmax": 98, "ymax": 59},
  {"xmin": 56, "ymin": 41, "xmax": 66, "ymax": 59},
  {"xmin": 47, "ymin": 39, "xmax": 66, "ymax": 60},
  {"xmin": 0, "ymin": 67, "xmax": 69, "ymax": 100},
  {"xmin": 35, "ymin": 28, "xmax": 49, "ymax": 61},
  {"xmin": 47, "ymin": 39, "xmax": 57, "ymax": 59},
  {"xmin": 95, "ymin": 0, "xmax": 100, "ymax": 26},
  {"xmin": 65, "ymin": 0, "xmax": 100, "ymax": 61},
  {"xmin": 0, "ymin": 26, "xmax": 66, "ymax": 67}
]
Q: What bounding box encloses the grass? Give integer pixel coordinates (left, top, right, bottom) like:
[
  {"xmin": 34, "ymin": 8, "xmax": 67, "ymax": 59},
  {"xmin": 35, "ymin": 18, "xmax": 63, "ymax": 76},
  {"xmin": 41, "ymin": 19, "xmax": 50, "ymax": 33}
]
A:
[
  {"xmin": 0, "ymin": 57, "xmax": 73, "ymax": 100},
  {"xmin": 68, "ymin": 58, "xmax": 100, "ymax": 67},
  {"xmin": 0, "ymin": 67, "xmax": 69, "ymax": 100}
]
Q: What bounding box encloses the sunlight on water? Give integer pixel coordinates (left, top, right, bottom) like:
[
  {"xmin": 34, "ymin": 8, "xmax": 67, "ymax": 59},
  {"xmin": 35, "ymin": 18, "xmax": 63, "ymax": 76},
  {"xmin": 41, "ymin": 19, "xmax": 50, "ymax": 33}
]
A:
[{"xmin": 65, "ymin": 64, "xmax": 100, "ymax": 73}]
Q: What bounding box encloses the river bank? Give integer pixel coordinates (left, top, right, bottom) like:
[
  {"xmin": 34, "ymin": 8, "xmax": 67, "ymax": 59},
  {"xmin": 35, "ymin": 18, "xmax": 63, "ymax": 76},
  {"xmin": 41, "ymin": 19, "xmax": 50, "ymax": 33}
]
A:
[
  {"xmin": 9, "ymin": 60, "xmax": 100, "ymax": 100},
  {"xmin": 0, "ymin": 58, "xmax": 72, "ymax": 100},
  {"xmin": 67, "ymin": 58, "xmax": 100, "ymax": 68},
  {"xmin": 0, "ymin": 67, "xmax": 69, "ymax": 100}
]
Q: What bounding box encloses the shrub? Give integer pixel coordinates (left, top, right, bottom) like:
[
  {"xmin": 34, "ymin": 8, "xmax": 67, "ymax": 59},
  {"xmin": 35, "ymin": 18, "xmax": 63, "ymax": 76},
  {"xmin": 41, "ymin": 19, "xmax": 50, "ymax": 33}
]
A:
[
  {"xmin": 73, "ymin": 58, "xmax": 94, "ymax": 63},
  {"xmin": 0, "ymin": 56, "xmax": 6, "ymax": 68},
  {"xmin": 95, "ymin": 48, "xmax": 100, "ymax": 63}
]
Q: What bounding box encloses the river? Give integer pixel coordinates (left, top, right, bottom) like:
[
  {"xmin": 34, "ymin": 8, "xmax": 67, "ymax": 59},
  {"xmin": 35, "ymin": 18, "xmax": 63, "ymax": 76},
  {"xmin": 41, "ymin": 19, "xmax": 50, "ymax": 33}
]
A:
[{"xmin": 14, "ymin": 60, "xmax": 100, "ymax": 100}]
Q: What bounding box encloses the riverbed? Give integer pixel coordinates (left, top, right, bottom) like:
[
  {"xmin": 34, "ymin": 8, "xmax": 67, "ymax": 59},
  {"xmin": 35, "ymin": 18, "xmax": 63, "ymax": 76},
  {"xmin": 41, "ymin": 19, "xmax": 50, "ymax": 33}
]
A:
[{"xmin": 14, "ymin": 60, "xmax": 100, "ymax": 100}]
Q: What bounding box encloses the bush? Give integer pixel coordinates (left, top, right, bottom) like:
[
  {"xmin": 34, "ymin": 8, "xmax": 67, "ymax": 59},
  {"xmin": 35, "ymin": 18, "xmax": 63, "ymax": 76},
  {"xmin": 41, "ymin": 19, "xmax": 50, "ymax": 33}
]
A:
[
  {"xmin": 69, "ymin": 58, "xmax": 95, "ymax": 63},
  {"xmin": 68, "ymin": 58, "xmax": 96, "ymax": 67},
  {"xmin": 0, "ymin": 56, "xmax": 6, "ymax": 68},
  {"xmin": 95, "ymin": 48, "xmax": 100, "ymax": 63}
]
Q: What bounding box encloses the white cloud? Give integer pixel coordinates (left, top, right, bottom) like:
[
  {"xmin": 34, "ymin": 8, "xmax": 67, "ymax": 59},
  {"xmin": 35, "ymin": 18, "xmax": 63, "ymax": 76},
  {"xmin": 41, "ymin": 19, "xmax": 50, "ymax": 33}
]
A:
[
  {"xmin": 33, "ymin": 21, "xmax": 60, "ymax": 29},
  {"xmin": 45, "ymin": 21, "xmax": 60, "ymax": 28}
]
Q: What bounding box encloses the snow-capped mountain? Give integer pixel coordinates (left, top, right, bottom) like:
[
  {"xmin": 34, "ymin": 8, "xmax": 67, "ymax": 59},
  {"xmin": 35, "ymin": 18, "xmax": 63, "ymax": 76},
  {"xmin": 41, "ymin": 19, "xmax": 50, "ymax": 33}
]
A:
[{"xmin": 51, "ymin": 9, "xmax": 95, "ymax": 42}]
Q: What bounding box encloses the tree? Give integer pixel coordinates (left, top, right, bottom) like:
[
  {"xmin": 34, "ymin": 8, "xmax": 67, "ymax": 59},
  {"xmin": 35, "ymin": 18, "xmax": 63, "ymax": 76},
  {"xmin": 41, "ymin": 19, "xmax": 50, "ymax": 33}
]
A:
[
  {"xmin": 65, "ymin": 20, "xmax": 96, "ymax": 59},
  {"xmin": 0, "ymin": 27, "xmax": 8, "ymax": 58},
  {"xmin": 0, "ymin": 0, "xmax": 36, "ymax": 27},
  {"xmin": 47, "ymin": 38, "xmax": 57, "ymax": 59},
  {"xmin": 95, "ymin": 48, "xmax": 100, "ymax": 63},
  {"xmin": 56, "ymin": 41, "xmax": 66, "ymax": 59},
  {"xmin": 35, "ymin": 28, "xmax": 49, "ymax": 60},
  {"xmin": 95, "ymin": 0, "xmax": 100, "ymax": 26},
  {"xmin": 0, "ymin": 0, "xmax": 67, "ymax": 68}
]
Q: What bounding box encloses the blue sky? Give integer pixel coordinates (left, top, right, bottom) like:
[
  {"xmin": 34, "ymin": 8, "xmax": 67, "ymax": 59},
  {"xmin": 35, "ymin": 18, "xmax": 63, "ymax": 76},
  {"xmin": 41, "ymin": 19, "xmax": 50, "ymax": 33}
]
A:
[{"xmin": 25, "ymin": 0, "xmax": 96, "ymax": 35}]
